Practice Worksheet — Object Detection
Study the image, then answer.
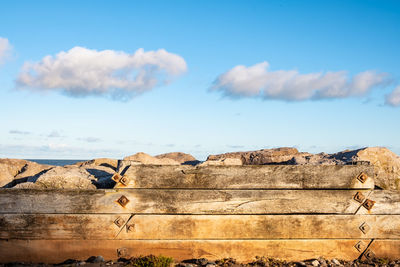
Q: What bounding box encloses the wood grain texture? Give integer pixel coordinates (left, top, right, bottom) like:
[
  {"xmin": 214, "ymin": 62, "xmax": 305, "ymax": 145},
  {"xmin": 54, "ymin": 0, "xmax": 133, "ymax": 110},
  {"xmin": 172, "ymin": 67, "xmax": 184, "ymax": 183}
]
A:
[
  {"xmin": 115, "ymin": 165, "xmax": 374, "ymax": 189},
  {"xmin": 0, "ymin": 239, "xmax": 366, "ymax": 263},
  {"xmin": 0, "ymin": 189, "xmax": 366, "ymax": 214},
  {"xmin": 356, "ymin": 190, "xmax": 400, "ymax": 215},
  {"xmin": 363, "ymin": 240, "xmax": 400, "ymax": 260},
  {"xmin": 1, "ymin": 214, "xmax": 399, "ymax": 240}
]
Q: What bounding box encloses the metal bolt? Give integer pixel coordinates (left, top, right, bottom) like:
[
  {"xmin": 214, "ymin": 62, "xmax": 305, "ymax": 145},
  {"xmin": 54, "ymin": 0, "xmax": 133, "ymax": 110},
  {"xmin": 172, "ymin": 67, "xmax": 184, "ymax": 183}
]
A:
[
  {"xmin": 357, "ymin": 172, "xmax": 368, "ymax": 183},
  {"xmin": 117, "ymin": 195, "xmax": 130, "ymax": 207},
  {"xmin": 359, "ymin": 222, "xmax": 371, "ymax": 234},
  {"xmin": 112, "ymin": 173, "xmax": 121, "ymax": 182},
  {"xmin": 362, "ymin": 199, "xmax": 375, "ymax": 210},
  {"xmin": 364, "ymin": 249, "xmax": 375, "ymax": 260},
  {"xmin": 354, "ymin": 241, "xmax": 365, "ymax": 252},
  {"xmin": 117, "ymin": 247, "xmax": 128, "ymax": 258},
  {"xmin": 126, "ymin": 223, "xmax": 135, "ymax": 232},
  {"xmin": 353, "ymin": 192, "xmax": 365, "ymax": 203},
  {"xmin": 114, "ymin": 217, "xmax": 125, "ymax": 228},
  {"xmin": 120, "ymin": 176, "xmax": 129, "ymax": 186}
]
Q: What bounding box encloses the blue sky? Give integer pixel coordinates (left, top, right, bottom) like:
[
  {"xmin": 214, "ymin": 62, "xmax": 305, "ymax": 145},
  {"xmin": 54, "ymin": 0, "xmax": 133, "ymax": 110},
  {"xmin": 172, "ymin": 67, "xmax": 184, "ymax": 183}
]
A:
[{"xmin": 0, "ymin": 0, "xmax": 399, "ymax": 160}]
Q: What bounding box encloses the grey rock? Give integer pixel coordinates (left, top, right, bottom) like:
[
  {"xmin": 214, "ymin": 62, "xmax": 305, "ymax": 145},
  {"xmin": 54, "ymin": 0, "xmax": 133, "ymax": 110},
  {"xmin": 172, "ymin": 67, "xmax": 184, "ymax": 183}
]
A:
[
  {"xmin": 311, "ymin": 260, "xmax": 320, "ymax": 266},
  {"xmin": 93, "ymin": 255, "xmax": 105, "ymax": 263},
  {"xmin": 34, "ymin": 166, "xmax": 97, "ymax": 189}
]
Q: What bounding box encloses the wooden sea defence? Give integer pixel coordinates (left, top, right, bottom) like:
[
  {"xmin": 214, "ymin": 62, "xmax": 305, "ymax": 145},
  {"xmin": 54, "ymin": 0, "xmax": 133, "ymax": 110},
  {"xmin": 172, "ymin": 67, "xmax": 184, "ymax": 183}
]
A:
[{"xmin": 0, "ymin": 164, "xmax": 399, "ymax": 263}]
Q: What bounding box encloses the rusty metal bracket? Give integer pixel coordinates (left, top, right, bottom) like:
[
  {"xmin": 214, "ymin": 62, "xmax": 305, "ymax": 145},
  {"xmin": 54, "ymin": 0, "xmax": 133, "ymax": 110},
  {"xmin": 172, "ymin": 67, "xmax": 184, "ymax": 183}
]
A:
[
  {"xmin": 359, "ymin": 222, "xmax": 371, "ymax": 234},
  {"xmin": 117, "ymin": 195, "xmax": 130, "ymax": 207},
  {"xmin": 114, "ymin": 216, "xmax": 125, "ymax": 228},
  {"xmin": 364, "ymin": 249, "xmax": 375, "ymax": 260},
  {"xmin": 353, "ymin": 192, "xmax": 365, "ymax": 203},
  {"xmin": 362, "ymin": 199, "xmax": 375, "ymax": 210},
  {"xmin": 357, "ymin": 172, "xmax": 368, "ymax": 183},
  {"xmin": 117, "ymin": 247, "xmax": 128, "ymax": 258},
  {"xmin": 354, "ymin": 241, "xmax": 366, "ymax": 252}
]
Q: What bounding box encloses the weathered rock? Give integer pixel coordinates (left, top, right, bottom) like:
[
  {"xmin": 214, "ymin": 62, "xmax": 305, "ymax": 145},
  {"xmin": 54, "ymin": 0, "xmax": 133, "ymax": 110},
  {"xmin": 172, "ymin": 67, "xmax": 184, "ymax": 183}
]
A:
[
  {"xmin": 33, "ymin": 166, "xmax": 97, "ymax": 189},
  {"xmin": 289, "ymin": 147, "xmax": 400, "ymax": 189},
  {"xmin": 199, "ymin": 158, "xmax": 242, "ymax": 166},
  {"xmin": 0, "ymin": 159, "xmax": 51, "ymax": 188},
  {"xmin": 206, "ymin": 147, "xmax": 300, "ymax": 165},
  {"xmin": 155, "ymin": 152, "xmax": 199, "ymax": 165},
  {"xmin": 0, "ymin": 159, "xmax": 27, "ymax": 187},
  {"xmin": 84, "ymin": 165, "xmax": 116, "ymax": 189},
  {"xmin": 354, "ymin": 147, "xmax": 400, "ymax": 190},
  {"xmin": 12, "ymin": 181, "xmax": 40, "ymax": 189},
  {"xmin": 73, "ymin": 158, "xmax": 119, "ymax": 171},
  {"xmin": 123, "ymin": 152, "xmax": 180, "ymax": 165}
]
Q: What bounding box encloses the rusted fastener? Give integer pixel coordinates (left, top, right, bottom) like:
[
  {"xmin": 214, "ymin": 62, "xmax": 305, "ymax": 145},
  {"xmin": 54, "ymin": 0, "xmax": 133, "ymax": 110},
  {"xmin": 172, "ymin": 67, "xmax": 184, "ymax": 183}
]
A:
[
  {"xmin": 117, "ymin": 195, "xmax": 130, "ymax": 207},
  {"xmin": 112, "ymin": 173, "xmax": 122, "ymax": 182},
  {"xmin": 117, "ymin": 247, "xmax": 128, "ymax": 258},
  {"xmin": 359, "ymin": 222, "xmax": 371, "ymax": 234},
  {"xmin": 354, "ymin": 241, "xmax": 365, "ymax": 252},
  {"xmin": 119, "ymin": 176, "xmax": 129, "ymax": 186},
  {"xmin": 126, "ymin": 223, "xmax": 135, "ymax": 232},
  {"xmin": 364, "ymin": 249, "xmax": 375, "ymax": 260},
  {"xmin": 362, "ymin": 199, "xmax": 375, "ymax": 210},
  {"xmin": 353, "ymin": 192, "xmax": 365, "ymax": 203},
  {"xmin": 114, "ymin": 216, "xmax": 125, "ymax": 228},
  {"xmin": 357, "ymin": 172, "xmax": 368, "ymax": 183}
]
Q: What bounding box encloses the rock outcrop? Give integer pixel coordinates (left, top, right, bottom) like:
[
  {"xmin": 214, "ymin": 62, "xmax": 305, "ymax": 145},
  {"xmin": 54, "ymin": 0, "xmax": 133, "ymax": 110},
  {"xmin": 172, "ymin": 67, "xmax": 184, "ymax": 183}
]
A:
[
  {"xmin": 206, "ymin": 147, "xmax": 301, "ymax": 165},
  {"xmin": 351, "ymin": 147, "xmax": 400, "ymax": 190},
  {"xmin": 207, "ymin": 146, "xmax": 400, "ymax": 190},
  {"xmin": 73, "ymin": 158, "xmax": 119, "ymax": 171},
  {"xmin": 200, "ymin": 158, "xmax": 242, "ymax": 166},
  {"xmin": 33, "ymin": 166, "xmax": 97, "ymax": 189},
  {"xmin": 123, "ymin": 152, "xmax": 180, "ymax": 165},
  {"xmin": 0, "ymin": 159, "xmax": 52, "ymax": 188},
  {"xmin": 155, "ymin": 152, "xmax": 199, "ymax": 165}
]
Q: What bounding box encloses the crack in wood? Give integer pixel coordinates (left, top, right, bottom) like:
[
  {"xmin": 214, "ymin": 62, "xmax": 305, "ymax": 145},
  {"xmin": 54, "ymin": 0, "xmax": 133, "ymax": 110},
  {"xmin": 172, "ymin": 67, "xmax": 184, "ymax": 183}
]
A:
[{"xmin": 115, "ymin": 214, "xmax": 135, "ymax": 239}]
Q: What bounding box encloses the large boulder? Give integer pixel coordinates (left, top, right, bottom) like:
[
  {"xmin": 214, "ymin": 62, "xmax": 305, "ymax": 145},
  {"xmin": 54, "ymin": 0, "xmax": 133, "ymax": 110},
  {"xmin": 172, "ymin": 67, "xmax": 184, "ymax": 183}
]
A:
[
  {"xmin": 206, "ymin": 147, "xmax": 300, "ymax": 165},
  {"xmin": 352, "ymin": 147, "xmax": 400, "ymax": 190},
  {"xmin": 33, "ymin": 166, "xmax": 97, "ymax": 189},
  {"xmin": 155, "ymin": 152, "xmax": 199, "ymax": 165},
  {"xmin": 123, "ymin": 152, "xmax": 180, "ymax": 165},
  {"xmin": 290, "ymin": 147, "xmax": 400, "ymax": 189},
  {"xmin": 73, "ymin": 158, "xmax": 119, "ymax": 171},
  {"xmin": 0, "ymin": 159, "xmax": 51, "ymax": 188}
]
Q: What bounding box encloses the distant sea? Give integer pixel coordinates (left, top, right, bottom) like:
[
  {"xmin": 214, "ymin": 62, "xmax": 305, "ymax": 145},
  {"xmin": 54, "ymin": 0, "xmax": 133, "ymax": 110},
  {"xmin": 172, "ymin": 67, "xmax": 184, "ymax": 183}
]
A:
[{"xmin": 26, "ymin": 159, "xmax": 87, "ymax": 166}]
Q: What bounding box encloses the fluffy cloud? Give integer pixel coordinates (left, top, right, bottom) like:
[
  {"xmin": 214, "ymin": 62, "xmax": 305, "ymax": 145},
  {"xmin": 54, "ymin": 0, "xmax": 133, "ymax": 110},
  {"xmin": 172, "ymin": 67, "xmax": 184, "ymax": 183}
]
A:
[
  {"xmin": 385, "ymin": 86, "xmax": 400, "ymax": 107},
  {"xmin": 0, "ymin": 37, "xmax": 12, "ymax": 65},
  {"xmin": 17, "ymin": 47, "xmax": 187, "ymax": 99},
  {"xmin": 212, "ymin": 62, "xmax": 389, "ymax": 101}
]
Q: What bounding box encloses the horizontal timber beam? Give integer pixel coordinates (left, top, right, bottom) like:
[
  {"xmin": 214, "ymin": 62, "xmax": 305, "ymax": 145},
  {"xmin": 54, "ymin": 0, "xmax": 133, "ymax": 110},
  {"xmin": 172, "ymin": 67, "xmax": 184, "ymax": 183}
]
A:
[
  {"xmin": 0, "ymin": 214, "xmax": 399, "ymax": 240},
  {"xmin": 114, "ymin": 165, "xmax": 374, "ymax": 189}
]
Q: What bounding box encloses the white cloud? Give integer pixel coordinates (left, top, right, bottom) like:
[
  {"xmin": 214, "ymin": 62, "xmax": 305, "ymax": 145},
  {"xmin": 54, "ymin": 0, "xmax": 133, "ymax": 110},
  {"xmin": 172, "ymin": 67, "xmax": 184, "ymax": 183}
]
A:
[
  {"xmin": 385, "ymin": 86, "xmax": 400, "ymax": 107},
  {"xmin": 16, "ymin": 46, "xmax": 187, "ymax": 99},
  {"xmin": 212, "ymin": 62, "xmax": 389, "ymax": 101},
  {"xmin": 0, "ymin": 37, "xmax": 12, "ymax": 65}
]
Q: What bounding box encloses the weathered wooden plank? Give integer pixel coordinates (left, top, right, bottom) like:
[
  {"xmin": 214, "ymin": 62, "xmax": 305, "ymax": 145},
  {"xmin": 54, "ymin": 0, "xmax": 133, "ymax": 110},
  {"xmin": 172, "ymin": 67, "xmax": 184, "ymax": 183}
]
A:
[
  {"xmin": 356, "ymin": 190, "xmax": 400, "ymax": 215},
  {"xmin": 0, "ymin": 239, "xmax": 366, "ymax": 263},
  {"xmin": 1, "ymin": 214, "xmax": 399, "ymax": 240},
  {"xmin": 0, "ymin": 189, "xmax": 366, "ymax": 214},
  {"xmin": 0, "ymin": 214, "xmax": 131, "ymax": 240},
  {"xmin": 115, "ymin": 165, "xmax": 374, "ymax": 189},
  {"xmin": 362, "ymin": 240, "xmax": 400, "ymax": 260}
]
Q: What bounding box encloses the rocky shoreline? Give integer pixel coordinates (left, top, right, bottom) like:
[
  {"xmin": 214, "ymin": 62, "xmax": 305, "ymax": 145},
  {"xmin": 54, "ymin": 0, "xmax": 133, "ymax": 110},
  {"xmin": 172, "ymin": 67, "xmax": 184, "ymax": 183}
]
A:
[
  {"xmin": 1, "ymin": 255, "xmax": 399, "ymax": 267},
  {"xmin": 1, "ymin": 147, "xmax": 399, "ymax": 190}
]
